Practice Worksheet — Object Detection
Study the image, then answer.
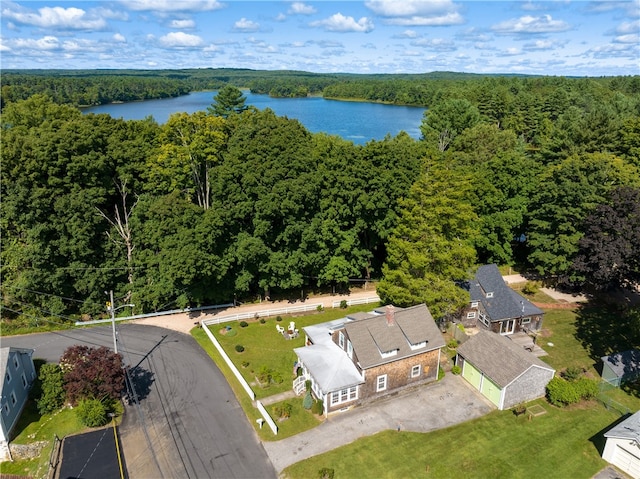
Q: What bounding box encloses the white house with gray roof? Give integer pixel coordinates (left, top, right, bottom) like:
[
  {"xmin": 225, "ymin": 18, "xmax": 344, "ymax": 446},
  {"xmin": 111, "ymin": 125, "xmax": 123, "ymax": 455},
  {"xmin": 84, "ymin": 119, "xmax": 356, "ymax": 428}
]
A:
[
  {"xmin": 603, "ymin": 410, "xmax": 640, "ymax": 478},
  {"xmin": 462, "ymin": 264, "xmax": 544, "ymax": 335},
  {"xmin": 294, "ymin": 304, "xmax": 445, "ymax": 416},
  {"xmin": 456, "ymin": 330, "xmax": 555, "ymax": 410}
]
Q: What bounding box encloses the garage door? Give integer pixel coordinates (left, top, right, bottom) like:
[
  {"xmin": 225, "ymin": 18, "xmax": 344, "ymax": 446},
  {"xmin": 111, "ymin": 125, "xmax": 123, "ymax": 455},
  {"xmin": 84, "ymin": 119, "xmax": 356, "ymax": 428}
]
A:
[
  {"xmin": 462, "ymin": 361, "xmax": 482, "ymax": 390},
  {"xmin": 613, "ymin": 445, "xmax": 640, "ymax": 479}
]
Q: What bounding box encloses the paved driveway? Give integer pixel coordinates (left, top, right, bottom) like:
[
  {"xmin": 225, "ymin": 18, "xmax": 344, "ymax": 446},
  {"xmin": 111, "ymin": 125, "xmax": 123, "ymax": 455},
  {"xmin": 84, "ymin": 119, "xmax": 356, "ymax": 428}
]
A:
[{"xmin": 262, "ymin": 374, "xmax": 494, "ymax": 472}]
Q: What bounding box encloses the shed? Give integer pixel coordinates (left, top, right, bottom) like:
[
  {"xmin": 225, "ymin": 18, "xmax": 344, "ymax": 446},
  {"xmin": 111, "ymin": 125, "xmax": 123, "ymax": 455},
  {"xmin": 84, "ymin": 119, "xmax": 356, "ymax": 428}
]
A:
[
  {"xmin": 603, "ymin": 410, "xmax": 640, "ymax": 479},
  {"xmin": 456, "ymin": 330, "xmax": 555, "ymax": 410},
  {"xmin": 601, "ymin": 350, "xmax": 640, "ymax": 387}
]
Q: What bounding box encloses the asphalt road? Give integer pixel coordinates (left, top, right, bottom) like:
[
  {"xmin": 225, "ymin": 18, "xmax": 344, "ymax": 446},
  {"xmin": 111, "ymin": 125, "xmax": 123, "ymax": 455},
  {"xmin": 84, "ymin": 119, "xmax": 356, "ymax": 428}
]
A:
[{"xmin": 3, "ymin": 324, "xmax": 276, "ymax": 479}]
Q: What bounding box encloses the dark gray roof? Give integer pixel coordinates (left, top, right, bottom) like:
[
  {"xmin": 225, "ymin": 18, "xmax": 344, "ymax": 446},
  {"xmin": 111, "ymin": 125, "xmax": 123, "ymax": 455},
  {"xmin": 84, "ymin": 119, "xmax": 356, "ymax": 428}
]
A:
[
  {"xmin": 605, "ymin": 410, "xmax": 640, "ymax": 441},
  {"xmin": 456, "ymin": 330, "xmax": 554, "ymax": 388},
  {"xmin": 344, "ymin": 304, "xmax": 445, "ymax": 369},
  {"xmin": 469, "ymin": 264, "xmax": 543, "ymax": 321},
  {"xmin": 601, "ymin": 350, "xmax": 640, "ymax": 379}
]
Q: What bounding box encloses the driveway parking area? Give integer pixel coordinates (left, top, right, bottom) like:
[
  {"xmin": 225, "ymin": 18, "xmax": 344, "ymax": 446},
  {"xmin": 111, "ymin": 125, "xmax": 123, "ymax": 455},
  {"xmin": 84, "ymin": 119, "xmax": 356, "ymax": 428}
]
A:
[{"xmin": 262, "ymin": 374, "xmax": 494, "ymax": 472}]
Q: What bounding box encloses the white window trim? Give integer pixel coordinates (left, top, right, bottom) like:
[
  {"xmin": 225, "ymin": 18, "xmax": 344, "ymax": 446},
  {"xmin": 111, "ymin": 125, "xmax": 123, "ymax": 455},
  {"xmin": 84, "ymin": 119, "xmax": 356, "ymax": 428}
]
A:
[
  {"xmin": 522, "ymin": 317, "xmax": 531, "ymax": 324},
  {"xmin": 330, "ymin": 386, "xmax": 358, "ymax": 406},
  {"xmin": 376, "ymin": 374, "xmax": 388, "ymax": 392},
  {"xmin": 380, "ymin": 349, "xmax": 398, "ymax": 358},
  {"xmin": 486, "ymin": 292, "xmax": 494, "ymax": 298},
  {"xmin": 467, "ymin": 312, "xmax": 476, "ymax": 319},
  {"xmin": 338, "ymin": 331, "xmax": 345, "ymax": 349},
  {"xmin": 411, "ymin": 365, "xmax": 421, "ymax": 378},
  {"xmin": 347, "ymin": 340, "xmax": 353, "ymax": 359},
  {"xmin": 479, "ymin": 313, "xmax": 490, "ymax": 328},
  {"xmin": 471, "ymin": 301, "xmax": 479, "ymax": 308},
  {"xmin": 410, "ymin": 341, "xmax": 426, "ymax": 351}
]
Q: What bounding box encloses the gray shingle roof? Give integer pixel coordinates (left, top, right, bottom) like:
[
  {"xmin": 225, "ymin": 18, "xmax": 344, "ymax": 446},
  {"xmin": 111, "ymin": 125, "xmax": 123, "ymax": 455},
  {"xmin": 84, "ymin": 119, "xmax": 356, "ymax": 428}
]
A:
[
  {"xmin": 456, "ymin": 330, "xmax": 554, "ymax": 388},
  {"xmin": 469, "ymin": 264, "xmax": 543, "ymax": 321},
  {"xmin": 601, "ymin": 350, "xmax": 640, "ymax": 379},
  {"xmin": 605, "ymin": 410, "xmax": 640, "ymax": 441},
  {"xmin": 344, "ymin": 304, "xmax": 445, "ymax": 369}
]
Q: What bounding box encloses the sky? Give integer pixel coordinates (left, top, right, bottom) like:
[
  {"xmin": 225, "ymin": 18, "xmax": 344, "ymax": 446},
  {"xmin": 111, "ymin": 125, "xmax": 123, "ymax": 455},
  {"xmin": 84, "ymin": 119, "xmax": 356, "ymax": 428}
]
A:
[{"xmin": 1, "ymin": 0, "xmax": 639, "ymax": 76}]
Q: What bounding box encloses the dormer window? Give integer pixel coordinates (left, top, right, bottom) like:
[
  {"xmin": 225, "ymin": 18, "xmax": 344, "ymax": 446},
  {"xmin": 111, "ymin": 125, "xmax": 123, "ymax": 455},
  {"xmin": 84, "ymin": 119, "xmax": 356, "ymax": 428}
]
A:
[
  {"xmin": 486, "ymin": 292, "xmax": 494, "ymax": 298},
  {"xmin": 380, "ymin": 349, "xmax": 398, "ymax": 359},
  {"xmin": 410, "ymin": 341, "xmax": 427, "ymax": 351},
  {"xmin": 338, "ymin": 331, "xmax": 345, "ymax": 349},
  {"xmin": 471, "ymin": 301, "xmax": 479, "ymax": 308}
]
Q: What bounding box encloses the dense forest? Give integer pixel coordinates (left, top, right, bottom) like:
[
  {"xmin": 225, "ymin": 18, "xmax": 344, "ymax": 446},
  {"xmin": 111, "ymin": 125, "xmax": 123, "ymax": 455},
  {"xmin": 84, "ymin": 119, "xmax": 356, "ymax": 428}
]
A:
[{"xmin": 1, "ymin": 71, "xmax": 639, "ymax": 324}]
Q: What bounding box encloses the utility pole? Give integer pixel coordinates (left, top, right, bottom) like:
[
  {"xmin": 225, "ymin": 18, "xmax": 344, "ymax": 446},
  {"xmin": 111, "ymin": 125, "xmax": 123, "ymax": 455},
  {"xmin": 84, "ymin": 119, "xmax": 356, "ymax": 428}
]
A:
[{"xmin": 108, "ymin": 289, "xmax": 118, "ymax": 354}]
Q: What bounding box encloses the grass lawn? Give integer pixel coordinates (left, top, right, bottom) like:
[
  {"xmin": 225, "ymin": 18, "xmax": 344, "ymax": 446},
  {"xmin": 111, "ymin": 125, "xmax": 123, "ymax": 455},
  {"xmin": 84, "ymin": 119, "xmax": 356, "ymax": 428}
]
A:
[
  {"xmin": 282, "ymin": 399, "xmax": 621, "ymax": 479},
  {"xmin": 0, "ymin": 403, "xmax": 88, "ymax": 477},
  {"xmin": 191, "ymin": 303, "xmax": 380, "ymax": 440}
]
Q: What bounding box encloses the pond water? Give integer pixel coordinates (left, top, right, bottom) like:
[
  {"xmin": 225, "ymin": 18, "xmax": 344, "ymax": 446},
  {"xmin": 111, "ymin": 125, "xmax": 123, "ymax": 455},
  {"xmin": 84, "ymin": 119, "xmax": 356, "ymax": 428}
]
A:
[{"xmin": 82, "ymin": 91, "xmax": 425, "ymax": 145}]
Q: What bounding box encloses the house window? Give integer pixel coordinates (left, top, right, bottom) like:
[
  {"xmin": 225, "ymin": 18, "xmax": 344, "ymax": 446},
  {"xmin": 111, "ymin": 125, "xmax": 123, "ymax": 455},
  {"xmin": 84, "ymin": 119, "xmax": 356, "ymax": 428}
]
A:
[
  {"xmin": 13, "ymin": 356, "xmax": 19, "ymax": 369},
  {"xmin": 486, "ymin": 292, "xmax": 494, "ymax": 298},
  {"xmin": 467, "ymin": 312, "xmax": 476, "ymax": 319},
  {"xmin": 411, "ymin": 365, "xmax": 421, "ymax": 378},
  {"xmin": 479, "ymin": 313, "xmax": 490, "ymax": 328},
  {"xmin": 2, "ymin": 403, "xmax": 8, "ymax": 414},
  {"xmin": 410, "ymin": 341, "xmax": 426, "ymax": 351},
  {"xmin": 5, "ymin": 371, "xmax": 11, "ymax": 383},
  {"xmin": 522, "ymin": 317, "xmax": 531, "ymax": 324},
  {"xmin": 380, "ymin": 349, "xmax": 398, "ymax": 358},
  {"xmin": 338, "ymin": 331, "xmax": 345, "ymax": 349},
  {"xmin": 471, "ymin": 301, "xmax": 479, "ymax": 308},
  {"xmin": 10, "ymin": 392, "xmax": 17, "ymax": 405},
  {"xmin": 330, "ymin": 386, "xmax": 358, "ymax": 406},
  {"xmin": 21, "ymin": 374, "xmax": 27, "ymax": 388},
  {"xmin": 347, "ymin": 340, "xmax": 353, "ymax": 359},
  {"xmin": 376, "ymin": 374, "xmax": 387, "ymax": 392}
]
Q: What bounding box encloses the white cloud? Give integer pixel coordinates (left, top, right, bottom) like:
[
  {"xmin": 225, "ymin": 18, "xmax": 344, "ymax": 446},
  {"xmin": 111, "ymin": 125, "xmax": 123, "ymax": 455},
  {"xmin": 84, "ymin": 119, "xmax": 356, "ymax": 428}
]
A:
[
  {"xmin": 1, "ymin": 4, "xmax": 108, "ymax": 30},
  {"xmin": 411, "ymin": 37, "xmax": 457, "ymax": 51},
  {"xmin": 616, "ymin": 20, "xmax": 640, "ymax": 35},
  {"xmin": 492, "ymin": 15, "xmax": 571, "ymax": 34},
  {"xmin": 158, "ymin": 31, "xmax": 203, "ymax": 47},
  {"xmin": 275, "ymin": 13, "xmax": 287, "ymax": 22},
  {"xmin": 523, "ymin": 39, "xmax": 555, "ymax": 50},
  {"xmin": 521, "ymin": 2, "xmax": 546, "ymax": 11},
  {"xmin": 288, "ymin": 2, "xmax": 316, "ymax": 15},
  {"xmin": 113, "ymin": 33, "xmax": 126, "ymax": 42},
  {"xmin": 394, "ymin": 29, "xmax": 419, "ymax": 39},
  {"xmin": 365, "ymin": 0, "xmax": 462, "ymax": 26},
  {"xmin": 233, "ymin": 18, "xmax": 260, "ymax": 32},
  {"xmin": 614, "ymin": 33, "xmax": 640, "ymax": 44},
  {"xmin": 589, "ymin": 42, "xmax": 639, "ymax": 58},
  {"xmin": 504, "ymin": 47, "xmax": 521, "ymax": 55},
  {"xmin": 170, "ymin": 19, "xmax": 195, "ymax": 29},
  {"xmin": 310, "ymin": 13, "xmax": 374, "ymax": 33},
  {"xmin": 122, "ymin": 0, "xmax": 224, "ymax": 12}
]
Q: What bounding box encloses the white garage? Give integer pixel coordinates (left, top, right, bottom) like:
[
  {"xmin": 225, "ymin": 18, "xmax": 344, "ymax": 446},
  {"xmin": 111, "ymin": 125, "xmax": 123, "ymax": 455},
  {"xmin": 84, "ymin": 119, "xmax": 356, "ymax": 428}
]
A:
[{"xmin": 603, "ymin": 410, "xmax": 640, "ymax": 479}]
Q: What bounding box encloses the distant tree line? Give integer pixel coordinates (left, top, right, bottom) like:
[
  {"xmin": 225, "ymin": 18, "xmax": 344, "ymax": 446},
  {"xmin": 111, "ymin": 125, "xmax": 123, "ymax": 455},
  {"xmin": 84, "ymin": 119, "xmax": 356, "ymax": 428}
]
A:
[{"xmin": 1, "ymin": 74, "xmax": 639, "ymax": 323}]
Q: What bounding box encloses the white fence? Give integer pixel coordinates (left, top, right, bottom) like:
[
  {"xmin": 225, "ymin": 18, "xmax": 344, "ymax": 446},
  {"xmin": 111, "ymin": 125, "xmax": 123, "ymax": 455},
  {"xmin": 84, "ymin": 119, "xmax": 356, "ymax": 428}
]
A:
[
  {"xmin": 256, "ymin": 400, "xmax": 278, "ymax": 435},
  {"xmin": 331, "ymin": 296, "xmax": 380, "ymax": 309},
  {"xmin": 75, "ymin": 303, "xmax": 234, "ymax": 326},
  {"xmin": 202, "ymin": 303, "xmax": 323, "ymax": 325}
]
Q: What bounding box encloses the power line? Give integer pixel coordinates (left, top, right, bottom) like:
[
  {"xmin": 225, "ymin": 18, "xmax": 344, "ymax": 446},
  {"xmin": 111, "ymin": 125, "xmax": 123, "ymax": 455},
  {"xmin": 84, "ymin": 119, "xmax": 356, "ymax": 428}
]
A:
[{"xmin": 2, "ymin": 285, "xmax": 86, "ymax": 304}]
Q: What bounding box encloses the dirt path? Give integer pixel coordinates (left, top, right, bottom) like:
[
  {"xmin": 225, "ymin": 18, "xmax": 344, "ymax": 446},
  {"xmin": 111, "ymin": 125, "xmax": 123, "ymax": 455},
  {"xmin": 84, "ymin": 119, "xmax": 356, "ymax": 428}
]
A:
[{"xmin": 131, "ymin": 288, "xmax": 380, "ymax": 334}]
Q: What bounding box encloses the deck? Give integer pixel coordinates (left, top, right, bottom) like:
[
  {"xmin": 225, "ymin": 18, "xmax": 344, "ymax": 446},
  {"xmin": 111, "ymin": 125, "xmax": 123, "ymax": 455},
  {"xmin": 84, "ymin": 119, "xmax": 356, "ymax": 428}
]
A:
[{"xmin": 509, "ymin": 332, "xmax": 548, "ymax": 357}]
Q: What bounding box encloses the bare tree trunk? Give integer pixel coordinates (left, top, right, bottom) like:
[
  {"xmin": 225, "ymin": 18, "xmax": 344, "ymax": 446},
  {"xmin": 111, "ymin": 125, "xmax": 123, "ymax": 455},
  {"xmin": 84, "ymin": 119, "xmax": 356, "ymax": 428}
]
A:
[{"xmin": 97, "ymin": 179, "xmax": 137, "ymax": 300}]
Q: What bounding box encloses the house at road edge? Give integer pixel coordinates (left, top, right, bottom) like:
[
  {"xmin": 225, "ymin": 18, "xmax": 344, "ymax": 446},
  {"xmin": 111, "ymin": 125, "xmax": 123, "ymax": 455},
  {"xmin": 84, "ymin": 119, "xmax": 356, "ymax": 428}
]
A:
[
  {"xmin": 1, "ymin": 347, "xmax": 37, "ymax": 461},
  {"xmin": 293, "ymin": 304, "xmax": 445, "ymax": 416},
  {"xmin": 455, "ymin": 330, "xmax": 555, "ymax": 410},
  {"xmin": 460, "ymin": 264, "xmax": 544, "ymax": 336}
]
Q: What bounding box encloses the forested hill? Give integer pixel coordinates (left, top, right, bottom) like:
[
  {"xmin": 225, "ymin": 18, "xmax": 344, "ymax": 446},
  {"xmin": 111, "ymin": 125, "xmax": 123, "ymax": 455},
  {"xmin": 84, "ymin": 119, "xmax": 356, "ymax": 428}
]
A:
[
  {"xmin": 2, "ymin": 68, "xmax": 534, "ymax": 106},
  {"xmin": 1, "ymin": 74, "xmax": 639, "ymax": 326}
]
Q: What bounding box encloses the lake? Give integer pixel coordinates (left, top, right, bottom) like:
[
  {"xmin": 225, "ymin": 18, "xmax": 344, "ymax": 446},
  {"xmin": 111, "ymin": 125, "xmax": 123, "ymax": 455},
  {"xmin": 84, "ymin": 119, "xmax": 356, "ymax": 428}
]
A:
[{"xmin": 82, "ymin": 91, "xmax": 425, "ymax": 145}]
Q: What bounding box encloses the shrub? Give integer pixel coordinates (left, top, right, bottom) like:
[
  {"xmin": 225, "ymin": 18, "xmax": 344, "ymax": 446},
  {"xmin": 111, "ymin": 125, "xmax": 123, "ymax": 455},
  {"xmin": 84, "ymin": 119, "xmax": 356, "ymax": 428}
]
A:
[
  {"xmin": 239, "ymin": 321, "xmax": 249, "ymax": 328},
  {"xmin": 546, "ymin": 376, "xmax": 597, "ymax": 406},
  {"xmin": 37, "ymin": 363, "xmax": 65, "ymax": 414},
  {"xmin": 316, "ymin": 305, "xmax": 324, "ymax": 312},
  {"xmin": 235, "ymin": 344, "xmax": 245, "ymax": 353},
  {"xmin": 259, "ymin": 318, "xmax": 266, "ymax": 324},
  {"xmin": 303, "ymin": 392, "xmax": 313, "ymax": 409},
  {"xmin": 451, "ymin": 365, "xmax": 461, "ymax": 375},
  {"xmin": 340, "ymin": 300, "xmax": 348, "ymax": 309},
  {"xmin": 438, "ymin": 366, "xmax": 445, "ymax": 380},
  {"xmin": 312, "ymin": 399, "xmax": 324, "ymax": 415},
  {"xmin": 562, "ymin": 366, "xmax": 584, "ymax": 382},
  {"xmin": 75, "ymin": 398, "xmax": 108, "ymax": 427},
  {"xmin": 447, "ymin": 338, "xmax": 459, "ymax": 349},
  {"xmin": 241, "ymin": 361, "xmax": 250, "ymax": 368},
  {"xmin": 522, "ymin": 281, "xmax": 539, "ymax": 295},
  {"xmin": 257, "ymin": 365, "xmax": 273, "ymax": 385},
  {"xmin": 318, "ymin": 467, "xmax": 335, "ymax": 479},
  {"xmin": 276, "ymin": 316, "xmax": 283, "ymax": 322},
  {"xmin": 272, "ymin": 402, "xmax": 293, "ymax": 419}
]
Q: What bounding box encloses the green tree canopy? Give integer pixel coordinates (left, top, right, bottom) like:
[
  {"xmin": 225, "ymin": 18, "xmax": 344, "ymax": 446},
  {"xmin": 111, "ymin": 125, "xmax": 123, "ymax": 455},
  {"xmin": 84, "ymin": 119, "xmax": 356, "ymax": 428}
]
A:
[{"xmin": 208, "ymin": 85, "xmax": 249, "ymax": 118}]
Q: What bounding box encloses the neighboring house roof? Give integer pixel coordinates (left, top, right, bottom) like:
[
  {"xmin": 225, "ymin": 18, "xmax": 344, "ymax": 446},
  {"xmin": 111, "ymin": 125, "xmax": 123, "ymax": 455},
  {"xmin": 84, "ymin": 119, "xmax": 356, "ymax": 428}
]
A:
[
  {"xmin": 605, "ymin": 410, "xmax": 640, "ymax": 443},
  {"xmin": 457, "ymin": 330, "xmax": 554, "ymax": 388},
  {"xmin": 601, "ymin": 350, "xmax": 640, "ymax": 379},
  {"xmin": 468, "ymin": 264, "xmax": 543, "ymax": 321},
  {"xmin": 0, "ymin": 347, "xmax": 34, "ymax": 384},
  {"xmin": 344, "ymin": 304, "xmax": 445, "ymax": 369}
]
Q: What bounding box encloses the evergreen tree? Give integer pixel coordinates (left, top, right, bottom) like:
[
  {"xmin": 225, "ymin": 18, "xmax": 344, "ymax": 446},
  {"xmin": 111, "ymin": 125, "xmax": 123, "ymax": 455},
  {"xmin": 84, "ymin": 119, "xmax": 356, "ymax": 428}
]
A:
[{"xmin": 208, "ymin": 85, "xmax": 248, "ymax": 118}]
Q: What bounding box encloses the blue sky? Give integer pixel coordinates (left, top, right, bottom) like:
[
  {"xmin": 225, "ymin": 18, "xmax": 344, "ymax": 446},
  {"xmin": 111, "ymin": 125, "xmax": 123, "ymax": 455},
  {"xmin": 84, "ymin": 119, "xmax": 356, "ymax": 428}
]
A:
[{"xmin": 1, "ymin": 1, "xmax": 638, "ymax": 75}]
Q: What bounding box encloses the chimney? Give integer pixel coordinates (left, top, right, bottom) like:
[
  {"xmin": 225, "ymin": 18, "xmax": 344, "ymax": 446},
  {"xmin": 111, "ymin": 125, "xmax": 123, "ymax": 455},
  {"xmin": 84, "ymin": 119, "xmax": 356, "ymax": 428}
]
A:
[{"xmin": 386, "ymin": 305, "xmax": 395, "ymax": 327}]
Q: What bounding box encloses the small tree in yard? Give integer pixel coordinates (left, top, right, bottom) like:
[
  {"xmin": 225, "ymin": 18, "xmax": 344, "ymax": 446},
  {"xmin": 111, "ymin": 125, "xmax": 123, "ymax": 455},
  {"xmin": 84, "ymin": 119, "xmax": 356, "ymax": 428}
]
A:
[
  {"xmin": 37, "ymin": 363, "xmax": 65, "ymax": 414},
  {"xmin": 60, "ymin": 345, "xmax": 125, "ymax": 406},
  {"xmin": 76, "ymin": 398, "xmax": 109, "ymax": 427}
]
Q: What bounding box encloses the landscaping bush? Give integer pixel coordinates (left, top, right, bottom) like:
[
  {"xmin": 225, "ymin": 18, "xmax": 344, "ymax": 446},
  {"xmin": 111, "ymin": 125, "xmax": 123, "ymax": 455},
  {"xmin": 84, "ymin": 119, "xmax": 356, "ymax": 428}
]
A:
[
  {"xmin": 36, "ymin": 363, "xmax": 65, "ymax": 415},
  {"xmin": 272, "ymin": 402, "xmax": 293, "ymax": 419},
  {"xmin": 276, "ymin": 316, "xmax": 282, "ymax": 322},
  {"xmin": 241, "ymin": 361, "xmax": 250, "ymax": 368},
  {"xmin": 562, "ymin": 366, "xmax": 584, "ymax": 382},
  {"xmin": 75, "ymin": 398, "xmax": 108, "ymax": 427},
  {"xmin": 235, "ymin": 344, "xmax": 245, "ymax": 353},
  {"xmin": 303, "ymin": 391, "xmax": 313, "ymax": 409},
  {"xmin": 447, "ymin": 338, "xmax": 459, "ymax": 349},
  {"xmin": 257, "ymin": 365, "xmax": 273, "ymax": 385},
  {"xmin": 312, "ymin": 399, "xmax": 324, "ymax": 415},
  {"xmin": 318, "ymin": 467, "xmax": 335, "ymax": 479},
  {"xmin": 239, "ymin": 321, "xmax": 249, "ymax": 328},
  {"xmin": 451, "ymin": 365, "xmax": 461, "ymax": 375},
  {"xmin": 522, "ymin": 281, "xmax": 539, "ymax": 295},
  {"xmin": 316, "ymin": 305, "xmax": 324, "ymax": 312},
  {"xmin": 340, "ymin": 300, "xmax": 348, "ymax": 309},
  {"xmin": 259, "ymin": 318, "xmax": 266, "ymax": 324},
  {"xmin": 546, "ymin": 376, "xmax": 597, "ymax": 406}
]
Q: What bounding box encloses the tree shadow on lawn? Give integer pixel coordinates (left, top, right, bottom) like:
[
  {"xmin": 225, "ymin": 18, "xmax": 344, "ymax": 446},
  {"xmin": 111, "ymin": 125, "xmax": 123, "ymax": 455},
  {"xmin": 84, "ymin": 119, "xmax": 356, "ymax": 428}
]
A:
[
  {"xmin": 589, "ymin": 412, "xmax": 634, "ymax": 456},
  {"xmin": 574, "ymin": 299, "xmax": 640, "ymax": 372}
]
